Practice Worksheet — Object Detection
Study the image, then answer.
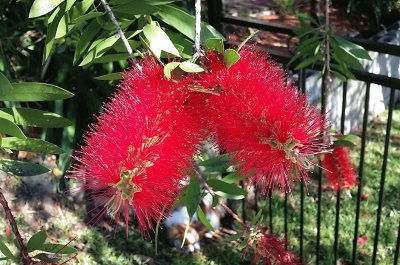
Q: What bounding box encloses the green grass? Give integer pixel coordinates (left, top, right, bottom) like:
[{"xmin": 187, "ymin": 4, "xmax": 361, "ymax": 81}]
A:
[{"xmin": 264, "ymin": 106, "xmax": 400, "ymax": 264}]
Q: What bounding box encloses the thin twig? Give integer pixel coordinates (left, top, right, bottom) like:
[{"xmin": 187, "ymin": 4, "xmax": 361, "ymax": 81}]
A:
[
  {"xmin": 99, "ymin": 0, "xmax": 142, "ymax": 71},
  {"xmin": 193, "ymin": 0, "xmax": 202, "ymax": 58},
  {"xmin": 0, "ymin": 187, "xmax": 32, "ymax": 264},
  {"xmin": 193, "ymin": 168, "xmax": 244, "ymax": 226}
]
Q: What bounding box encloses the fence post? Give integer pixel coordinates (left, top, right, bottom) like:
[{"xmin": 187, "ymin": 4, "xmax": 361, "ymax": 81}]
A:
[{"xmin": 206, "ymin": 0, "xmax": 222, "ymax": 31}]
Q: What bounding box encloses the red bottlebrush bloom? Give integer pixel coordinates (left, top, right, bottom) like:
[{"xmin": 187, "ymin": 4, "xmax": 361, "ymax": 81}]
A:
[
  {"xmin": 196, "ymin": 48, "xmax": 330, "ymax": 193},
  {"xmin": 69, "ymin": 57, "xmax": 201, "ymax": 235},
  {"xmin": 242, "ymin": 228, "xmax": 300, "ymax": 265},
  {"xmin": 322, "ymin": 146, "xmax": 358, "ymax": 192}
]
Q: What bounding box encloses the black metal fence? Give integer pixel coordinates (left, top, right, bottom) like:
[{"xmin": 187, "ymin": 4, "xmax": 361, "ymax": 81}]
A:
[{"xmin": 206, "ymin": 1, "xmax": 400, "ymax": 264}]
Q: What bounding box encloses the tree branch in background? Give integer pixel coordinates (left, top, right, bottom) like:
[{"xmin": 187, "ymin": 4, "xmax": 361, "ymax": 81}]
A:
[
  {"xmin": 99, "ymin": 0, "xmax": 142, "ymax": 71},
  {"xmin": 0, "ymin": 187, "xmax": 33, "ymax": 264},
  {"xmin": 193, "ymin": 0, "xmax": 202, "ymax": 57}
]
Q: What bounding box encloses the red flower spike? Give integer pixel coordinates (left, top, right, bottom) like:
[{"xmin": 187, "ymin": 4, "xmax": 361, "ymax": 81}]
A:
[
  {"xmin": 196, "ymin": 49, "xmax": 330, "ymax": 193},
  {"xmin": 69, "ymin": 57, "xmax": 202, "ymax": 236},
  {"xmin": 242, "ymin": 228, "xmax": 300, "ymax": 265},
  {"xmin": 322, "ymin": 146, "xmax": 358, "ymax": 192}
]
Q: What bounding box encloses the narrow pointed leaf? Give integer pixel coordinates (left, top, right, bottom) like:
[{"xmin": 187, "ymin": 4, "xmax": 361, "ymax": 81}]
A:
[
  {"xmin": 0, "ymin": 108, "xmax": 73, "ymax": 128},
  {"xmin": 185, "ymin": 176, "xmax": 201, "ymax": 220},
  {"xmin": 205, "ymin": 38, "xmax": 224, "ymax": 53},
  {"xmin": 0, "ymin": 72, "xmax": 12, "ymax": 98},
  {"xmin": 1, "ymin": 137, "xmax": 65, "ymax": 154},
  {"xmin": 1, "ymin": 83, "xmax": 73, "ymax": 101},
  {"xmin": 0, "ymin": 159, "xmax": 49, "ymax": 176},
  {"xmin": 197, "ymin": 206, "xmax": 214, "ymax": 231},
  {"xmin": 142, "ymin": 22, "xmax": 180, "ymax": 58},
  {"xmin": 0, "ymin": 117, "xmax": 26, "ymax": 139},
  {"xmin": 94, "ymin": 72, "xmax": 123, "ymax": 80},
  {"xmin": 207, "ymin": 179, "xmax": 247, "ymax": 196},
  {"xmin": 179, "ymin": 62, "xmax": 204, "ymax": 73},
  {"xmin": 38, "ymin": 243, "xmax": 77, "ymax": 254},
  {"xmin": 0, "ymin": 240, "xmax": 15, "ymax": 259},
  {"xmin": 224, "ymin": 49, "xmax": 240, "ymax": 68},
  {"xmin": 29, "ymin": 0, "xmax": 65, "ymax": 18}
]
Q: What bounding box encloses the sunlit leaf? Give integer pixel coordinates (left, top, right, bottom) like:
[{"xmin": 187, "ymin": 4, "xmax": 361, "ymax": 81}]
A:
[
  {"xmin": 205, "ymin": 38, "xmax": 224, "ymax": 53},
  {"xmin": 38, "ymin": 243, "xmax": 77, "ymax": 254},
  {"xmin": 207, "ymin": 179, "xmax": 247, "ymax": 196},
  {"xmin": 0, "ymin": 240, "xmax": 15, "ymax": 259},
  {"xmin": 179, "ymin": 61, "xmax": 204, "ymax": 73},
  {"xmin": 29, "ymin": 0, "xmax": 65, "ymax": 18},
  {"xmin": 0, "ymin": 108, "xmax": 73, "ymax": 128},
  {"xmin": 142, "ymin": 22, "xmax": 180, "ymax": 58},
  {"xmin": 164, "ymin": 62, "xmax": 180, "ymax": 79},
  {"xmin": 224, "ymin": 49, "xmax": 240, "ymax": 68},
  {"xmin": 0, "ymin": 117, "xmax": 26, "ymax": 139}
]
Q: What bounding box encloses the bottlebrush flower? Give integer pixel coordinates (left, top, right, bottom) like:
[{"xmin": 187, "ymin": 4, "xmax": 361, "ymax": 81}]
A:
[
  {"xmin": 242, "ymin": 228, "xmax": 300, "ymax": 265},
  {"xmin": 69, "ymin": 57, "xmax": 202, "ymax": 236},
  {"xmin": 322, "ymin": 146, "xmax": 357, "ymax": 192},
  {"xmin": 196, "ymin": 48, "xmax": 330, "ymax": 193}
]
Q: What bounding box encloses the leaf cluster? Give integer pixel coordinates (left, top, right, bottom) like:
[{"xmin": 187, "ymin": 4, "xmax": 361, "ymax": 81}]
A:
[
  {"xmin": 289, "ymin": 12, "xmax": 371, "ymax": 81},
  {"xmin": 0, "ymin": 72, "xmax": 73, "ymax": 177}
]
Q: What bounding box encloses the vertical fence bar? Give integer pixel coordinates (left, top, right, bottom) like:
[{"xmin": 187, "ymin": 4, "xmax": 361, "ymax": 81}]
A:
[
  {"xmin": 352, "ymin": 82, "xmax": 371, "ymax": 264},
  {"xmin": 333, "ymin": 82, "xmax": 347, "ymax": 262},
  {"xmin": 299, "ymin": 69, "xmax": 306, "ymax": 262},
  {"xmin": 371, "ymin": 87, "xmax": 395, "ymax": 264},
  {"xmin": 205, "ymin": 0, "xmax": 222, "ymax": 31},
  {"xmin": 395, "ymin": 221, "xmax": 400, "ymax": 265},
  {"xmin": 316, "ymin": 75, "xmax": 327, "ymax": 264},
  {"xmin": 240, "ymin": 181, "xmax": 247, "ymax": 222}
]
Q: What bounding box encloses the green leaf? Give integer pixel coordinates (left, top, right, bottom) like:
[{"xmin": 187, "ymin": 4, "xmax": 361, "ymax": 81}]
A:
[
  {"xmin": 197, "ymin": 206, "xmax": 214, "ymax": 231},
  {"xmin": 142, "ymin": 22, "xmax": 180, "ymax": 58},
  {"xmin": 92, "ymin": 53, "xmax": 130, "ymax": 64},
  {"xmin": 0, "ymin": 72, "xmax": 12, "ymax": 98},
  {"xmin": 1, "ymin": 137, "xmax": 65, "ymax": 154},
  {"xmin": 79, "ymin": 34, "xmax": 121, "ymax": 66},
  {"xmin": 332, "ymin": 70, "xmax": 347, "ymax": 81},
  {"xmin": 0, "ymin": 159, "xmax": 49, "ymax": 176},
  {"xmin": 251, "ymin": 209, "xmax": 263, "ymax": 225},
  {"xmin": 332, "ymin": 46, "xmax": 364, "ymax": 70},
  {"xmin": 224, "ymin": 49, "xmax": 240, "ymax": 68},
  {"xmin": 294, "ymin": 54, "xmax": 321, "ymax": 71},
  {"xmin": 164, "ymin": 62, "xmax": 181, "ymax": 79},
  {"xmin": 43, "ymin": 4, "xmax": 66, "ymax": 61},
  {"xmin": 207, "ymin": 179, "xmax": 247, "ymax": 196},
  {"xmin": 334, "ymin": 36, "xmax": 371, "ymax": 60},
  {"xmin": 0, "ymin": 240, "xmax": 15, "ymax": 259},
  {"xmin": 94, "ymin": 72, "xmax": 123, "ymax": 81},
  {"xmin": 34, "ymin": 253, "xmax": 61, "ymax": 263},
  {"xmin": 228, "ymin": 232, "xmax": 243, "ymax": 241},
  {"xmin": 27, "ymin": 230, "xmax": 47, "ymax": 252},
  {"xmin": 73, "ymin": 11, "xmax": 104, "ymax": 25},
  {"xmin": 0, "ymin": 117, "xmax": 26, "ymax": 139},
  {"xmin": 29, "ymin": 0, "xmax": 65, "ymax": 18},
  {"xmin": 340, "ymin": 134, "xmax": 360, "ymax": 142},
  {"xmin": 198, "ymin": 155, "xmax": 231, "ymax": 174},
  {"xmin": 179, "ymin": 62, "xmax": 204, "ymax": 73},
  {"xmin": 185, "ymin": 176, "xmax": 201, "ymax": 220},
  {"xmin": 38, "ymin": 243, "xmax": 77, "ymax": 254},
  {"xmin": 73, "ymin": 20, "xmax": 101, "ymax": 64},
  {"xmin": 237, "ymin": 239, "xmax": 248, "ymax": 250},
  {"xmin": 1, "ymin": 83, "xmax": 73, "ymax": 102},
  {"xmin": 221, "ymin": 173, "xmax": 246, "ymax": 184},
  {"xmin": 0, "ymin": 108, "xmax": 73, "ymax": 128},
  {"xmin": 205, "ymin": 38, "xmax": 224, "ymax": 53},
  {"xmin": 156, "ymin": 4, "xmax": 224, "ymax": 43}
]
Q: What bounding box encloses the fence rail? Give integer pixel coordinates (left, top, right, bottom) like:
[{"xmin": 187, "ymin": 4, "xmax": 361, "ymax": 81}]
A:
[{"xmin": 206, "ymin": 1, "xmax": 400, "ymax": 264}]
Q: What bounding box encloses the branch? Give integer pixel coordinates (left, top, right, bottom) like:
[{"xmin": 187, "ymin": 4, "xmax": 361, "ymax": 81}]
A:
[
  {"xmin": 99, "ymin": 0, "xmax": 142, "ymax": 71},
  {"xmin": 0, "ymin": 187, "xmax": 32, "ymax": 264},
  {"xmin": 193, "ymin": 168, "xmax": 244, "ymax": 226},
  {"xmin": 193, "ymin": 0, "xmax": 202, "ymax": 57}
]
